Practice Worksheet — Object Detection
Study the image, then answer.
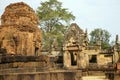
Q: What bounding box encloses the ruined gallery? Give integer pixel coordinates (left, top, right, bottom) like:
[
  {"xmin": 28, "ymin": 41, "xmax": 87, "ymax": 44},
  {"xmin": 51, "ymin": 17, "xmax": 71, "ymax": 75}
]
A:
[{"xmin": 0, "ymin": 2, "xmax": 120, "ymax": 80}]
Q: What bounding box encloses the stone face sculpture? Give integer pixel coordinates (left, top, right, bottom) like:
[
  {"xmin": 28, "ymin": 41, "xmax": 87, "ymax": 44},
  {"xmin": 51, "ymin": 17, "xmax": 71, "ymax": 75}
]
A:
[{"xmin": 0, "ymin": 2, "xmax": 42, "ymax": 56}]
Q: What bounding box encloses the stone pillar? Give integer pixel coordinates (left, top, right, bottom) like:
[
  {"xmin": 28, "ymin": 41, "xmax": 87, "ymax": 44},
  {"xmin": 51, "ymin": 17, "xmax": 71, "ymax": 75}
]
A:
[
  {"xmin": 113, "ymin": 51, "xmax": 119, "ymax": 63},
  {"xmin": 85, "ymin": 53, "xmax": 89, "ymax": 67},
  {"xmin": 77, "ymin": 51, "xmax": 81, "ymax": 68},
  {"xmin": 77, "ymin": 52, "xmax": 88, "ymax": 68},
  {"xmin": 64, "ymin": 51, "xmax": 71, "ymax": 68}
]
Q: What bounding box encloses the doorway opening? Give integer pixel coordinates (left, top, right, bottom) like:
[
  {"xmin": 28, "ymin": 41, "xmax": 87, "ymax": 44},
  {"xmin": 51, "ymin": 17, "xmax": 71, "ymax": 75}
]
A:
[
  {"xmin": 89, "ymin": 55, "xmax": 97, "ymax": 63},
  {"xmin": 70, "ymin": 51, "xmax": 77, "ymax": 65}
]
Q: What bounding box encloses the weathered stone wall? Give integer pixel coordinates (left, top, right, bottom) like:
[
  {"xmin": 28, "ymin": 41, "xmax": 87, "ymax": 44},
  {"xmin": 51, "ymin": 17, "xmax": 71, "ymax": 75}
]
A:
[
  {"xmin": 97, "ymin": 54, "xmax": 112, "ymax": 66},
  {"xmin": 0, "ymin": 70, "xmax": 82, "ymax": 80},
  {"xmin": 0, "ymin": 55, "xmax": 49, "ymax": 70},
  {"xmin": 0, "ymin": 23, "xmax": 42, "ymax": 56}
]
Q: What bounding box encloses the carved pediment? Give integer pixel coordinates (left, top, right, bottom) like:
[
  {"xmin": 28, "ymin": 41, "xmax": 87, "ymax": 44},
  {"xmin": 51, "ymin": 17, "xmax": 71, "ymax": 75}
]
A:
[{"xmin": 64, "ymin": 23, "xmax": 86, "ymax": 46}]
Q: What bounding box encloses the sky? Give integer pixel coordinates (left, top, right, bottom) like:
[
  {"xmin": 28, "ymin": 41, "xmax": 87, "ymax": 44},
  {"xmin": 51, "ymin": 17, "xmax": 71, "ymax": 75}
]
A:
[{"xmin": 0, "ymin": 0, "xmax": 120, "ymax": 41}]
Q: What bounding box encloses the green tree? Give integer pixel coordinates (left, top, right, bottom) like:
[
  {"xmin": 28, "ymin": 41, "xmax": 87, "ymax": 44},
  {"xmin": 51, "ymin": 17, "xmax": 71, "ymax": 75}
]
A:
[
  {"xmin": 89, "ymin": 28, "xmax": 111, "ymax": 49},
  {"xmin": 36, "ymin": 0, "xmax": 75, "ymax": 50}
]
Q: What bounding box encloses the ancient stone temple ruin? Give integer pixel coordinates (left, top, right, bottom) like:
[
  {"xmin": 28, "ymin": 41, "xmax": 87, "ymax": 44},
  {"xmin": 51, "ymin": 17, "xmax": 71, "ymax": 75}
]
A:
[
  {"xmin": 63, "ymin": 23, "xmax": 89, "ymax": 68},
  {"xmin": 0, "ymin": 2, "xmax": 50, "ymax": 79},
  {"xmin": 0, "ymin": 2, "xmax": 42, "ymax": 56},
  {"xmin": 1, "ymin": 2, "xmax": 120, "ymax": 80},
  {"xmin": 63, "ymin": 23, "xmax": 118, "ymax": 69}
]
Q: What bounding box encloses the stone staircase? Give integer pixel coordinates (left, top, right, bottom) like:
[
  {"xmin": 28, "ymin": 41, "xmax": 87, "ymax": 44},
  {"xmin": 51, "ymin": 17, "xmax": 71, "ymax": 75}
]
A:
[{"xmin": 82, "ymin": 76, "xmax": 109, "ymax": 80}]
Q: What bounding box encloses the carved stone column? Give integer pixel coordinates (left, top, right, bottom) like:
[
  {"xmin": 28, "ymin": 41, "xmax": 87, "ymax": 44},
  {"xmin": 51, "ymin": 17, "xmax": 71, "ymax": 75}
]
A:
[{"xmin": 64, "ymin": 51, "xmax": 71, "ymax": 67}]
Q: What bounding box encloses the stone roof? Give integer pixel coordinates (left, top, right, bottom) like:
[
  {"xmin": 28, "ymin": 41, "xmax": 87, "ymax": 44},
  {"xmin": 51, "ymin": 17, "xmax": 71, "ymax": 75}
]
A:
[
  {"xmin": 64, "ymin": 23, "xmax": 85, "ymax": 46},
  {"xmin": 1, "ymin": 2, "xmax": 38, "ymax": 32}
]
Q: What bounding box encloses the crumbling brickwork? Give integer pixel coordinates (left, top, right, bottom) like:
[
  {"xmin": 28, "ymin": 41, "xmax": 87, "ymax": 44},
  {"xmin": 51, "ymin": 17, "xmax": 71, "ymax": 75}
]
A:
[{"xmin": 0, "ymin": 2, "xmax": 42, "ymax": 55}]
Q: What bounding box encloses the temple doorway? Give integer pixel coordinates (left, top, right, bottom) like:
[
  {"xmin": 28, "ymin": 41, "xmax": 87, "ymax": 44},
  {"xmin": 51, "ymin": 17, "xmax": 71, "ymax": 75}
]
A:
[{"xmin": 70, "ymin": 51, "xmax": 77, "ymax": 66}]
